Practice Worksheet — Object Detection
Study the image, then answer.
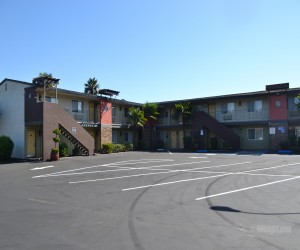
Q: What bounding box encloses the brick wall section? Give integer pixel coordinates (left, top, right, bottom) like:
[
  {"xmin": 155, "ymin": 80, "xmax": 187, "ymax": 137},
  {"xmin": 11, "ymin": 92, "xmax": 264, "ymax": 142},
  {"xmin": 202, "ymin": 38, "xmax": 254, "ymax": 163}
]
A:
[
  {"xmin": 100, "ymin": 126, "xmax": 112, "ymax": 146},
  {"xmin": 269, "ymin": 122, "xmax": 288, "ymax": 150}
]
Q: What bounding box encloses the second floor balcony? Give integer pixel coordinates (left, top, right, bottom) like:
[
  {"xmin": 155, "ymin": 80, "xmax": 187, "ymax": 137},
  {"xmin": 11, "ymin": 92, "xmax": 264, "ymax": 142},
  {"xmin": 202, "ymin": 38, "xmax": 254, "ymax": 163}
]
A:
[
  {"xmin": 156, "ymin": 108, "xmax": 270, "ymax": 126},
  {"xmin": 64, "ymin": 107, "xmax": 100, "ymax": 123},
  {"xmin": 214, "ymin": 108, "xmax": 269, "ymax": 122},
  {"xmin": 112, "ymin": 114, "xmax": 129, "ymax": 125}
]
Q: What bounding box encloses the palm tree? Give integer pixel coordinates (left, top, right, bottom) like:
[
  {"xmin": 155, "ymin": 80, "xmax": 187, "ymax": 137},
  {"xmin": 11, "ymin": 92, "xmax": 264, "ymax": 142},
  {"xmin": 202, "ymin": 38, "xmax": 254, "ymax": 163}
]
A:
[
  {"xmin": 39, "ymin": 72, "xmax": 53, "ymax": 78},
  {"xmin": 84, "ymin": 77, "xmax": 99, "ymax": 95},
  {"xmin": 174, "ymin": 102, "xmax": 192, "ymax": 148},
  {"xmin": 127, "ymin": 107, "xmax": 147, "ymax": 149},
  {"xmin": 143, "ymin": 102, "xmax": 159, "ymax": 149}
]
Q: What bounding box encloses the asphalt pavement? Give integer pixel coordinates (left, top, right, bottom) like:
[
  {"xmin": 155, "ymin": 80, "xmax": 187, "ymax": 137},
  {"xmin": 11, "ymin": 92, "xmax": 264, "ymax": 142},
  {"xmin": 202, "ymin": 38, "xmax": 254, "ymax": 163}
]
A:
[{"xmin": 0, "ymin": 151, "xmax": 299, "ymax": 250}]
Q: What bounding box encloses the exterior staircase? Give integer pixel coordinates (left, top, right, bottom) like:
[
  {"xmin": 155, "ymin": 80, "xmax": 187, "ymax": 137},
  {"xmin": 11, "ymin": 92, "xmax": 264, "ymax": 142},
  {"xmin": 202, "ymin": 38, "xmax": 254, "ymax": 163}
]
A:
[
  {"xmin": 43, "ymin": 102, "xmax": 94, "ymax": 160},
  {"xmin": 59, "ymin": 124, "xmax": 89, "ymax": 155},
  {"xmin": 193, "ymin": 111, "xmax": 240, "ymax": 149}
]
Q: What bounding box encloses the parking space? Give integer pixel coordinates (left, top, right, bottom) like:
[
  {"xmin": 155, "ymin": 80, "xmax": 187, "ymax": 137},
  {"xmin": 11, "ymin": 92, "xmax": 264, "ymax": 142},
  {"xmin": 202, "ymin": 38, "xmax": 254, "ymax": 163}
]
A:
[
  {"xmin": 30, "ymin": 152, "xmax": 300, "ymax": 199},
  {"xmin": 1, "ymin": 152, "xmax": 300, "ymax": 249}
]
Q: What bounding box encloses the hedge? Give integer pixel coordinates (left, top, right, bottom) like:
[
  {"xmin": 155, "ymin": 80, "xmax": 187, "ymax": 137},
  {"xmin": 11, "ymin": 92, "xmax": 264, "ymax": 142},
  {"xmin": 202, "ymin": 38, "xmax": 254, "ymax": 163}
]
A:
[
  {"xmin": 0, "ymin": 135, "xmax": 14, "ymax": 161},
  {"xmin": 102, "ymin": 143, "xmax": 134, "ymax": 154}
]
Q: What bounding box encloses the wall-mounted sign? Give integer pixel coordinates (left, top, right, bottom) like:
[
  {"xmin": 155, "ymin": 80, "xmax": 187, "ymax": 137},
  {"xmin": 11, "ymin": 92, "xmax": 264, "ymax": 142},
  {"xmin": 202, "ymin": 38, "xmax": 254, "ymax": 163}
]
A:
[{"xmin": 269, "ymin": 127, "xmax": 275, "ymax": 134}]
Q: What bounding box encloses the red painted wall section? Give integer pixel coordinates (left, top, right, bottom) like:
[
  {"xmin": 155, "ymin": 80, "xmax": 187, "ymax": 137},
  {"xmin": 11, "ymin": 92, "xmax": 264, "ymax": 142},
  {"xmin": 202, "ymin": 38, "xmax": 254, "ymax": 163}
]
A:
[
  {"xmin": 100, "ymin": 100, "xmax": 112, "ymax": 124},
  {"xmin": 269, "ymin": 94, "xmax": 288, "ymax": 120}
]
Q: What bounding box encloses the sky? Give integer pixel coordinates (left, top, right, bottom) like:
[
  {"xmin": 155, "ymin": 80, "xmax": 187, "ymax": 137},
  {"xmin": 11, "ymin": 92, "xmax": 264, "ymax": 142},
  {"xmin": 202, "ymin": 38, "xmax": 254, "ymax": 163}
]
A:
[{"xmin": 1, "ymin": 0, "xmax": 300, "ymax": 103}]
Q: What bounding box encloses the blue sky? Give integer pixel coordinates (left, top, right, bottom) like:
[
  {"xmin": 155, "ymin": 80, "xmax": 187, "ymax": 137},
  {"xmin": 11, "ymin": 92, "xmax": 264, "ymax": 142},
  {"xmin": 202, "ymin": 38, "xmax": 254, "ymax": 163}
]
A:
[{"xmin": 1, "ymin": 0, "xmax": 300, "ymax": 103}]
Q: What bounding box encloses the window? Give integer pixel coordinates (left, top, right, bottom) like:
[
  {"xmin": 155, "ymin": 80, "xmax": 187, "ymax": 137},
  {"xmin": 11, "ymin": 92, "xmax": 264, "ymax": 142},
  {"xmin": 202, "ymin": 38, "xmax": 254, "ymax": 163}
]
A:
[
  {"xmin": 72, "ymin": 100, "xmax": 83, "ymax": 112},
  {"xmin": 248, "ymin": 100, "xmax": 262, "ymax": 112},
  {"xmin": 46, "ymin": 96, "xmax": 56, "ymax": 103},
  {"xmin": 288, "ymin": 97, "xmax": 299, "ymax": 110},
  {"xmin": 112, "ymin": 131, "xmax": 117, "ymax": 143},
  {"xmin": 112, "ymin": 106, "xmax": 116, "ymax": 116},
  {"xmin": 221, "ymin": 102, "xmax": 234, "ymax": 114},
  {"xmin": 247, "ymin": 128, "xmax": 263, "ymax": 140},
  {"xmin": 124, "ymin": 132, "xmax": 132, "ymax": 142}
]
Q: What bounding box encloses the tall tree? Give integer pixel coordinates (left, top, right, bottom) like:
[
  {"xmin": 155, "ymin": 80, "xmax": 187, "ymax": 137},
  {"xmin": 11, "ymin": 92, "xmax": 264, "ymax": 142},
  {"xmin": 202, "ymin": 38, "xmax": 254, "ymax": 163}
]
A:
[
  {"xmin": 174, "ymin": 102, "xmax": 192, "ymax": 148},
  {"xmin": 84, "ymin": 77, "xmax": 99, "ymax": 95},
  {"xmin": 143, "ymin": 102, "xmax": 159, "ymax": 149},
  {"xmin": 127, "ymin": 107, "xmax": 147, "ymax": 149}
]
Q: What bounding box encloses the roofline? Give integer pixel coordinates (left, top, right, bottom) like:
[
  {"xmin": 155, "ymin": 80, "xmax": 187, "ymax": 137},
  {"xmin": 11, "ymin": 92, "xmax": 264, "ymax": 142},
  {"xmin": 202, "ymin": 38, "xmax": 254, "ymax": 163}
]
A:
[
  {"xmin": 0, "ymin": 78, "xmax": 32, "ymax": 86},
  {"xmin": 156, "ymin": 88, "xmax": 300, "ymax": 106},
  {"xmin": 113, "ymin": 99, "xmax": 142, "ymax": 106},
  {"xmin": 2, "ymin": 78, "xmax": 300, "ymax": 106}
]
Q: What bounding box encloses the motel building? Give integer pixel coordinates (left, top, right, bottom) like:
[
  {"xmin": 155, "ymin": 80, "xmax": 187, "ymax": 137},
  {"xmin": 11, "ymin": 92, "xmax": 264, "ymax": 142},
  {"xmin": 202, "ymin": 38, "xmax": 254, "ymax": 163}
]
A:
[{"xmin": 1, "ymin": 78, "xmax": 300, "ymax": 161}]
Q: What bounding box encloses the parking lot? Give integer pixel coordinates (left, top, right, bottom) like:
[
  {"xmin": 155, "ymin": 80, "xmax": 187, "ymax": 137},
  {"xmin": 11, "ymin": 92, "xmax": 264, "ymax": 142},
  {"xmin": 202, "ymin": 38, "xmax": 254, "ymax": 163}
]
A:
[{"xmin": 1, "ymin": 151, "xmax": 300, "ymax": 250}]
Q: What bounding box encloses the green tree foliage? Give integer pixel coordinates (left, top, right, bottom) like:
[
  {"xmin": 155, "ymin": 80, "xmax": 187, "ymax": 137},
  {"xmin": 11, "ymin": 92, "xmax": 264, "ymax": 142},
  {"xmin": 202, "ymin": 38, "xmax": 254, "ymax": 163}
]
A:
[
  {"xmin": 174, "ymin": 102, "xmax": 192, "ymax": 148},
  {"xmin": 59, "ymin": 142, "xmax": 68, "ymax": 157},
  {"xmin": 52, "ymin": 128, "xmax": 61, "ymax": 152},
  {"xmin": 143, "ymin": 102, "xmax": 159, "ymax": 121},
  {"xmin": 0, "ymin": 135, "xmax": 14, "ymax": 161},
  {"xmin": 128, "ymin": 107, "xmax": 147, "ymax": 128},
  {"xmin": 128, "ymin": 107, "xmax": 147, "ymax": 149},
  {"xmin": 143, "ymin": 102, "xmax": 159, "ymax": 149},
  {"xmin": 84, "ymin": 77, "xmax": 99, "ymax": 95},
  {"xmin": 39, "ymin": 72, "xmax": 53, "ymax": 78},
  {"xmin": 175, "ymin": 102, "xmax": 192, "ymax": 125}
]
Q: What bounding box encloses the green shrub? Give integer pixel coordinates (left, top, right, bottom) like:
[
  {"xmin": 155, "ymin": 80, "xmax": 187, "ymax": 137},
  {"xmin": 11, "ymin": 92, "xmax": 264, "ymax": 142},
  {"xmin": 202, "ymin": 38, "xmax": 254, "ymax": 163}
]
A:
[
  {"xmin": 51, "ymin": 148, "xmax": 59, "ymax": 153},
  {"xmin": 112, "ymin": 144, "xmax": 126, "ymax": 153},
  {"xmin": 59, "ymin": 142, "xmax": 68, "ymax": 157},
  {"xmin": 52, "ymin": 128, "xmax": 61, "ymax": 135},
  {"xmin": 102, "ymin": 143, "xmax": 113, "ymax": 154},
  {"xmin": 0, "ymin": 135, "xmax": 14, "ymax": 161},
  {"xmin": 125, "ymin": 143, "xmax": 133, "ymax": 151}
]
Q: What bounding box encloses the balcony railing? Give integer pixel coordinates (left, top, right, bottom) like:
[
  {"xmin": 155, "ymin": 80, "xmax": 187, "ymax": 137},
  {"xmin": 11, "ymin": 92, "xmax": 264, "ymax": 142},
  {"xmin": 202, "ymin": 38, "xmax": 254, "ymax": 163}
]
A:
[
  {"xmin": 64, "ymin": 108, "xmax": 100, "ymax": 123},
  {"xmin": 112, "ymin": 114, "xmax": 129, "ymax": 125},
  {"xmin": 214, "ymin": 108, "xmax": 269, "ymax": 122},
  {"xmin": 156, "ymin": 108, "xmax": 269, "ymax": 126}
]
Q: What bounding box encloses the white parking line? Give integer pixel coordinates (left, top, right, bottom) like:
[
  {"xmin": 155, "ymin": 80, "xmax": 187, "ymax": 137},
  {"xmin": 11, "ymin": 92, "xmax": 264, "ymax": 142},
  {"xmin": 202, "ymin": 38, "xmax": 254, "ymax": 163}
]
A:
[
  {"xmin": 30, "ymin": 166, "xmax": 54, "ymax": 171},
  {"xmin": 121, "ymin": 163, "xmax": 300, "ymax": 191},
  {"xmin": 67, "ymin": 161, "xmax": 250, "ymax": 183},
  {"xmin": 190, "ymin": 157, "xmax": 208, "ymax": 159},
  {"xmin": 122, "ymin": 173, "xmax": 232, "ymax": 191},
  {"xmin": 32, "ymin": 161, "xmax": 209, "ymax": 178},
  {"xmin": 32, "ymin": 159, "xmax": 174, "ymax": 178},
  {"xmin": 195, "ymin": 175, "xmax": 300, "ymax": 201}
]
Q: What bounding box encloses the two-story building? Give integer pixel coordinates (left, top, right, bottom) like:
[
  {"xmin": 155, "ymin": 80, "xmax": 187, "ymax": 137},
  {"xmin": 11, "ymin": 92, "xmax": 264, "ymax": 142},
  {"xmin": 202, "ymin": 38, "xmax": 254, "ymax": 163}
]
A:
[
  {"xmin": 1, "ymin": 78, "xmax": 300, "ymax": 160},
  {"xmin": 152, "ymin": 83, "xmax": 300, "ymax": 152},
  {"xmin": 0, "ymin": 78, "xmax": 120, "ymax": 160}
]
